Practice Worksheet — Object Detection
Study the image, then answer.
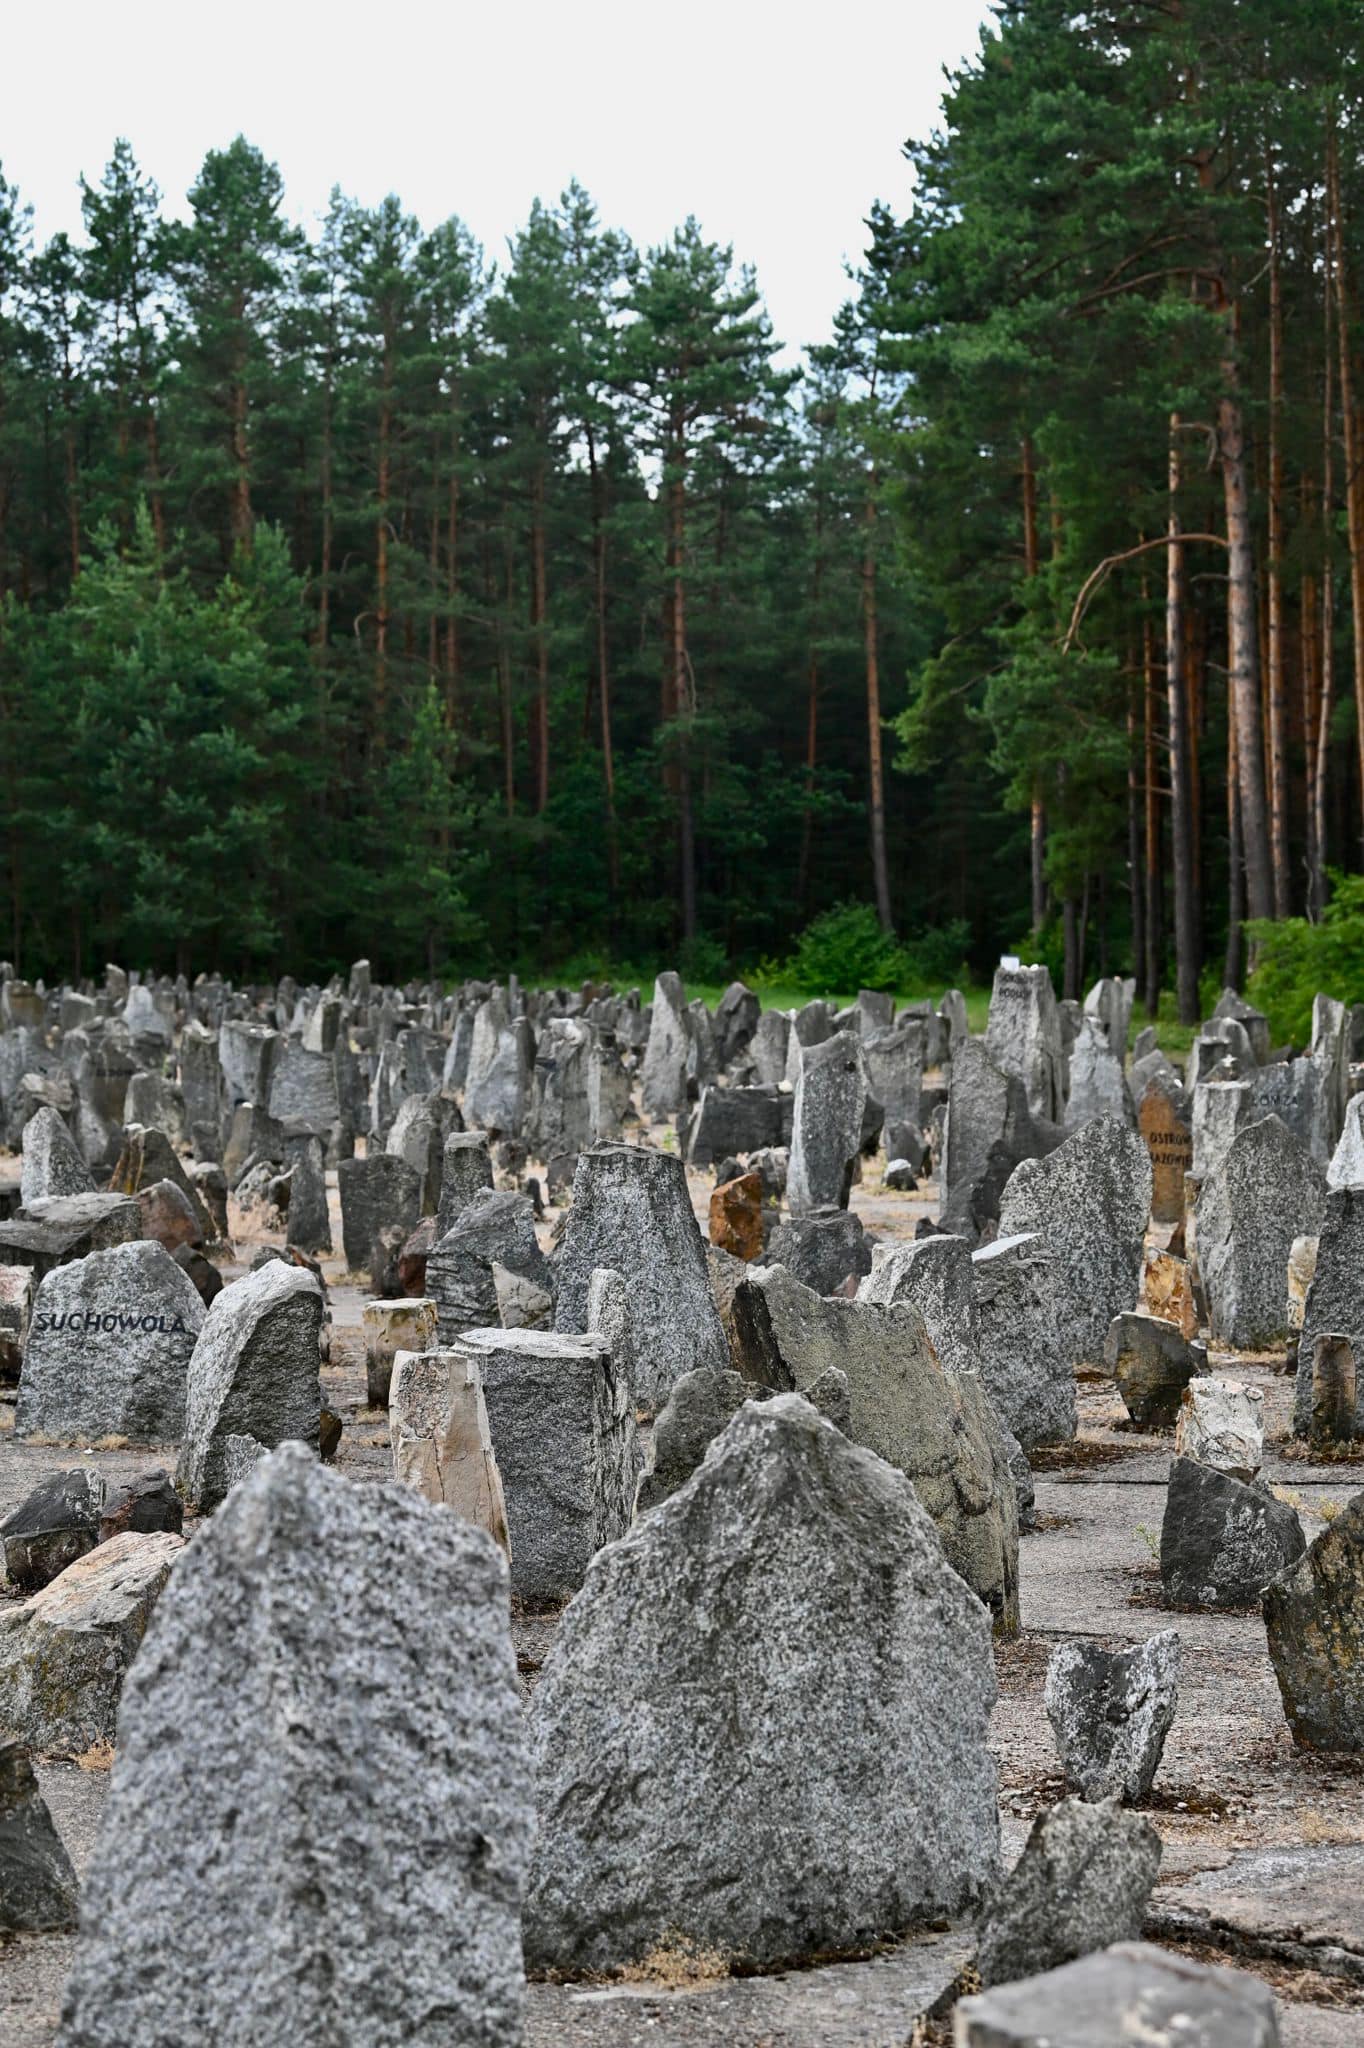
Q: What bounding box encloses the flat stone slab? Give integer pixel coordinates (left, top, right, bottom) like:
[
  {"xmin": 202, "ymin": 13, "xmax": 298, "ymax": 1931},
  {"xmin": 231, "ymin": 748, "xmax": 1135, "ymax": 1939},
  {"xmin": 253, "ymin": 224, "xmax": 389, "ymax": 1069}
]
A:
[{"xmin": 1151, "ymin": 1843, "xmax": 1364, "ymax": 1980}]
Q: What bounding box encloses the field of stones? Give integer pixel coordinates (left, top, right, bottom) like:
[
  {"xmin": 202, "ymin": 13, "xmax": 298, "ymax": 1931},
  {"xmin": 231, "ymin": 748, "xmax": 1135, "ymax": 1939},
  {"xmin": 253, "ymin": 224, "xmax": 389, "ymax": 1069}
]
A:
[{"xmin": 0, "ymin": 961, "xmax": 1362, "ymax": 2046}]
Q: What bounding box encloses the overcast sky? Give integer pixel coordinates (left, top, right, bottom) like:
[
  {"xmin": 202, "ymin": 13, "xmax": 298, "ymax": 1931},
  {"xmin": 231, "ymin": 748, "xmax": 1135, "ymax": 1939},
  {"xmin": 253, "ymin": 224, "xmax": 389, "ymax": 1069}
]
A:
[{"xmin": 4, "ymin": 0, "xmax": 990, "ymax": 355}]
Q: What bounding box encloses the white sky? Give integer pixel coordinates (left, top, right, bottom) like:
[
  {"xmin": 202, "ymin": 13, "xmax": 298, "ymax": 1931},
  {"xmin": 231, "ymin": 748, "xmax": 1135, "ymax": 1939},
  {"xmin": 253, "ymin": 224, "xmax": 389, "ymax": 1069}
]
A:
[{"xmin": 3, "ymin": 0, "xmax": 991, "ymax": 356}]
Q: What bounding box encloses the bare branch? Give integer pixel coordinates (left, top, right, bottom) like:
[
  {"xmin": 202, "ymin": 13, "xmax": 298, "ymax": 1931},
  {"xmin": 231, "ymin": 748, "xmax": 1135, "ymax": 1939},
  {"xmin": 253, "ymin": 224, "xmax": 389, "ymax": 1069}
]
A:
[{"xmin": 1063, "ymin": 533, "xmax": 1228, "ymax": 654}]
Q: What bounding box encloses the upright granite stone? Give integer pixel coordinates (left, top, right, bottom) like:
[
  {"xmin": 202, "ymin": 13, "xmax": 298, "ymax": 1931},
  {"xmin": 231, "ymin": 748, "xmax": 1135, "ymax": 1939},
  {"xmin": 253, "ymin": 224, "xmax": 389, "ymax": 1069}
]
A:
[
  {"xmin": 1105, "ymin": 1312, "xmax": 1206, "ymax": 1428},
  {"xmin": 787, "ymin": 1029, "xmax": 866, "ymax": 1214},
  {"xmin": 1175, "ymin": 1376, "xmax": 1263, "ymax": 1478},
  {"xmin": 749, "ymin": 1007, "xmax": 791, "ymax": 1085},
  {"xmin": 941, "ymin": 1039, "xmax": 1050, "ymax": 1244},
  {"xmin": 1065, "ymin": 1015, "xmax": 1134, "ymax": 1131},
  {"xmin": 436, "ymin": 1129, "xmax": 495, "ymax": 1233},
  {"xmin": 974, "ymin": 1796, "xmax": 1161, "ymax": 1991},
  {"xmin": 464, "ymin": 990, "xmax": 532, "ymax": 1135},
  {"xmin": 972, "ymin": 1232, "xmax": 1075, "ymax": 1447},
  {"xmin": 862, "ymin": 1021, "xmax": 925, "ymax": 1128},
  {"xmin": 453, "ymin": 1327, "xmax": 637, "ymax": 1611},
  {"xmin": 1328, "ymin": 1092, "xmax": 1364, "ymax": 1190},
  {"xmin": 1160, "ymin": 1457, "xmax": 1305, "ymax": 1610},
  {"xmin": 20, "ymin": 1107, "xmax": 95, "ymax": 1207},
  {"xmin": 0, "ymin": 1739, "xmax": 79, "ymax": 1930},
  {"xmin": 858, "ymin": 1233, "xmax": 980, "ymax": 1376},
  {"xmin": 16, "ymin": 1241, "xmax": 204, "ymax": 1443},
  {"xmin": 985, "ymin": 963, "xmax": 1066, "ymax": 1122},
  {"xmin": 389, "ymin": 1346, "xmax": 510, "ymax": 1555},
  {"xmin": 523, "ymin": 1395, "xmax": 999, "ymax": 1972},
  {"xmin": 554, "ymin": 1144, "xmax": 728, "ymax": 1412},
  {"xmin": 998, "ymin": 1115, "xmax": 1152, "ymax": 1370},
  {"xmin": 363, "ymin": 1296, "xmax": 437, "ymax": 1408},
  {"xmin": 0, "ymin": 1533, "xmax": 183, "ymax": 1753},
  {"xmin": 177, "ymin": 1262, "xmax": 324, "ymax": 1512},
  {"xmin": 1264, "ymin": 1489, "xmax": 1364, "ymax": 1752},
  {"xmin": 427, "ymin": 1188, "xmax": 548, "ymax": 1345},
  {"xmin": 280, "ymin": 1125, "xmax": 330, "ymax": 1254},
  {"xmin": 1045, "ymin": 1631, "xmax": 1180, "ymax": 1802},
  {"xmin": 1196, "ymin": 1115, "xmax": 1327, "ymax": 1349},
  {"xmin": 713, "ymin": 981, "xmax": 760, "ymax": 1068},
  {"xmin": 640, "ymin": 971, "xmax": 689, "ymax": 1119},
  {"xmin": 385, "ymin": 1095, "xmax": 443, "ymax": 1212},
  {"xmin": 337, "ymin": 1152, "xmax": 421, "ymax": 1273},
  {"xmin": 731, "ymin": 1263, "xmax": 1019, "ymax": 1629},
  {"xmin": 763, "ymin": 1208, "xmax": 870, "ymax": 1294},
  {"xmin": 1295, "ymin": 1186, "xmax": 1364, "ymax": 1438},
  {"xmin": 267, "ymin": 1041, "xmax": 343, "ymax": 1136},
  {"xmin": 1191, "ymin": 1076, "xmax": 1253, "ymax": 1180},
  {"xmin": 57, "ymin": 1446, "xmax": 531, "ymax": 2048}
]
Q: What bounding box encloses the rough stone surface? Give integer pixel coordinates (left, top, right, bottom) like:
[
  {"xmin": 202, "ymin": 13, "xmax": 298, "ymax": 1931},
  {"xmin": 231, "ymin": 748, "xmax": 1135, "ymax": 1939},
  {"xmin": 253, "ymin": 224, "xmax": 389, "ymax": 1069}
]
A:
[
  {"xmin": 553, "ymin": 1144, "xmax": 728, "ymax": 1412},
  {"xmin": 1, "ymin": 1468, "xmax": 104, "ymax": 1591},
  {"xmin": 0, "ymin": 1737, "xmax": 79, "ymax": 1930},
  {"xmin": 763, "ymin": 1207, "xmax": 871, "ymax": 1296},
  {"xmin": 455, "ymin": 1327, "xmax": 638, "ymax": 1611},
  {"xmin": 686, "ymin": 1082, "xmax": 788, "ymax": 1168},
  {"xmin": 1105, "ymin": 1311, "xmax": 1207, "ymax": 1429},
  {"xmin": 20, "ymin": 1108, "xmax": 95, "ymax": 1207},
  {"xmin": 1264, "ymin": 1490, "xmax": 1364, "ymax": 1752},
  {"xmin": 858, "ymin": 1234, "xmax": 980, "ymax": 1374},
  {"xmin": 1160, "ymin": 1457, "xmax": 1305, "ymax": 1610},
  {"xmin": 787, "ymin": 1029, "xmax": 867, "ymax": 1215},
  {"xmin": 436, "ymin": 1130, "xmax": 494, "ymax": 1234},
  {"xmin": 337, "ymin": 1153, "xmax": 422, "ymax": 1275},
  {"xmin": 941, "ymin": 1040, "xmax": 1045, "ymax": 1244},
  {"xmin": 1327, "ymin": 1091, "xmax": 1364, "ymax": 1190},
  {"xmin": 971, "ymin": 1232, "xmax": 1075, "ymax": 1448},
  {"xmin": 975, "ymin": 1796, "xmax": 1161, "ymax": 1990},
  {"xmin": 955, "ymin": 1942, "xmax": 1282, "ymax": 2048},
  {"xmin": 389, "ymin": 1346, "xmax": 511, "ymax": 1554},
  {"xmin": 15, "ymin": 1241, "xmax": 205, "ymax": 1444},
  {"xmin": 363, "ymin": 1296, "xmax": 438, "ymax": 1408},
  {"xmin": 464, "ymin": 990, "xmax": 532, "ymax": 1135},
  {"xmin": 280, "ymin": 1125, "xmax": 331, "ymax": 1254},
  {"xmin": 0, "ymin": 1532, "xmax": 182, "ymax": 1753},
  {"xmin": 97, "ymin": 1469, "xmax": 182, "ymax": 1542},
  {"xmin": 985, "ymin": 963, "xmax": 1066, "ymax": 1122},
  {"xmin": 427, "ymin": 1188, "xmax": 548, "ymax": 1345},
  {"xmin": 1295, "ymin": 1187, "xmax": 1364, "ymax": 1439},
  {"xmin": 177, "ymin": 1261, "xmax": 324, "ymax": 1513},
  {"xmin": 56, "ymin": 1445, "xmax": 531, "ymax": 2048},
  {"xmin": 1174, "ymin": 1376, "xmax": 1264, "ymax": 1479},
  {"xmin": 709, "ymin": 1171, "xmax": 764, "ymax": 1261},
  {"xmin": 1065, "ymin": 1015, "xmax": 1135, "ymax": 1132},
  {"xmin": 635, "ymin": 1366, "xmax": 751, "ymax": 1511},
  {"xmin": 731, "ymin": 1263, "xmax": 1019, "ymax": 1629},
  {"xmin": 1045, "ymin": 1630, "xmax": 1180, "ymax": 1803},
  {"xmin": 640, "ymin": 972, "xmax": 689, "ymax": 1119},
  {"xmin": 1144, "ymin": 1248, "xmax": 1200, "ymax": 1341},
  {"xmin": 523, "ymin": 1395, "xmax": 999, "ymax": 1972},
  {"xmin": 998, "ymin": 1116, "xmax": 1152, "ymax": 1370},
  {"xmin": 1196, "ymin": 1115, "xmax": 1327, "ymax": 1349},
  {"xmin": 1139, "ymin": 1077, "xmax": 1193, "ymax": 1224}
]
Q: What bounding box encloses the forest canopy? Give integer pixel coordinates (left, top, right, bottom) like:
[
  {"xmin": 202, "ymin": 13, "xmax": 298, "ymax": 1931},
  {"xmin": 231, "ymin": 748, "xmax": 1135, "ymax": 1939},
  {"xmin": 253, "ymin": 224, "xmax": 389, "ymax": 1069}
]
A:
[{"xmin": 2, "ymin": 0, "xmax": 1364, "ymax": 1014}]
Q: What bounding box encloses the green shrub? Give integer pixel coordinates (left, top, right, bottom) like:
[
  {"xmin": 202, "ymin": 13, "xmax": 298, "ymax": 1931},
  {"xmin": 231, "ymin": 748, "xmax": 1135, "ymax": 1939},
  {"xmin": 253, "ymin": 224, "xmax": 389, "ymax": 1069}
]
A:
[
  {"xmin": 901, "ymin": 918, "xmax": 973, "ymax": 991},
  {"xmin": 787, "ymin": 902, "xmax": 905, "ymax": 995},
  {"xmin": 679, "ymin": 931, "xmax": 730, "ymax": 986},
  {"xmin": 1246, "ymin": 872, "xmax": 1364, "ymax": 1046}
]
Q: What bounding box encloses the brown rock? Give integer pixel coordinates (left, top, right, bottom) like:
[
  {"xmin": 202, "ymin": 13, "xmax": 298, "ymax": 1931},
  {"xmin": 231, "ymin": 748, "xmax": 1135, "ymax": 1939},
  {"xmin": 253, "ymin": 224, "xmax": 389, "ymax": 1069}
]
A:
[
  {"xmin": 1144, "ymin": 1249, "xmax": 1200, "ymax": 1341},
  {"xmin": 1140, "ymin": 1086, "xmax": 1193, "ymax": 1226},
  {"xmin": 136, "ymin": 1178, "xmax": 202, "ymax": 1254},
  {"xmin": 398, "ymin": 1216, "xmax": 438, "ymax": 1297},
  {"xmin": 709, "ymin": 1172, "xmax": 764, "ymax": 1262}
]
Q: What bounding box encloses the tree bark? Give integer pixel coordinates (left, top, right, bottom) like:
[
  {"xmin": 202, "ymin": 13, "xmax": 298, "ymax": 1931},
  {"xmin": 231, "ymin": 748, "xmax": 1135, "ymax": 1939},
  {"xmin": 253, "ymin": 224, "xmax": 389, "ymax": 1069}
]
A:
[
  {"xmin": 531, "ymin": 454, "xmax": 549, "ymax": 814},
  {"xmin": 862, "ymin": 485, "xmax": 894, "ymax": 935},
  {"xmin": 1266, "ymin": 154, "xmax": 1291, "ymax": 915},
  {"xmin": 1225, "ymin": 705, "xmax": 1245, "ymax": 989},
  {"xmin": 1219, "ymin": 369, "xmax": 1273, "ymax": 924},
  {"xmin": 1167, "ymin": 420, "xmax": 1200, "ymax": 1023},
  {"xmin": 1143, "ymin": 607, "xmax": 1162, "ymax": 1015},
  {"xmin": 1328, "ymin": 128, "xmax": 1364, "ymax": 859}
]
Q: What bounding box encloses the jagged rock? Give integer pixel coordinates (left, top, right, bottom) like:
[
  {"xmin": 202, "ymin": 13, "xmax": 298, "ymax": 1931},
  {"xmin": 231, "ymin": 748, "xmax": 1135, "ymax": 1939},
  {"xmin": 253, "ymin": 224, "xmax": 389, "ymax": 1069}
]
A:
[
  {"xmin": 1160, "ymin": 1457, "xmax": 1305, "ymax": 1610},
  {"xmin": 731, "ymin": 1262, "xmax": 1019, "ymax": 1630},
  {"xmin": 1295, "ymin": 1187, "xmax": 1364, "ymax": 1439},
  {"xmin": 20, "ymin": 1106, "xmax": 95, "ymax": 1206},
  {"xmin": 640, "ymin": 971, "xmax": 689, "ymax": 1119},
  {"xmin": 337, "ymin": 1153, "xmax": 422, "ymax": 1275},
  {"xmin": 0, "ymin": 1738, "xmax": 79, "ymax": 1930},
  {"xmin": 787, "ymin": 1031, "xmax": 867, "ymax": 1213},
  {"xmin": 1174, "ymin": 1376, "xmax": 1264, "ymax": 1479},
  {"xmin": 635, "ymin": 1367, "xmax": 751, "ymax": 1512},
  {"xmin": 436, "ymin": 1130, "xmax": 494, "ymax": 1233},
  {"xmin": 553, "ymin": 1144, "xmax": 728, "ymax": 1412},
  {"xmin": 1264, "ymin": 1490, "xmax": 1364, "ymax": 1752},
  {"xmin": 1045, "ymin": 1630, "xmax": 1179, "ymax": 1803},
  {"xmin": 1144, "ymin": 1249, "xmax": 1200, "ymax": 1341},
  {"xmin": 97, "ymin": 1470, "xmax": 182, "ymax": 1542},
  {"xmin": 427, "ymin": 1188, "xmax": 548, "ymax": 1344},
  {"xmin": 709, "ymin": 1171, "xmax": 764, "ymax": 1261},
  {"xmin": 454, "ymin": 1327, "xmax": 638, "ymax": 1611},
  {"xmin": 998, "ymin": 1116, "xmax": 1152, "ymax": 1370},
  {"xmin": 0, "ymin": 1467, "xmax": 105, "ymax": 1591},
  {"xmin": 16, "ymin": 1240, "xmax": 205, "ymax": 1444},
  {"xmin": 763, "ymin": 1207, "xmax": 871, "ymax": 1295},
  {"xmin": 975, "ymin": 1796, "xmax": 1161, "ymax": 1989},
  {"xmin": 972, "ymin": 1232, "xmax": 1075, "ymax": 1448},
  {"xmin": 363, "ymin": 1296, "xmax": 438, "ymax": 1408},
  {"xmin": 171, "ymin": 1242, "xmax": 223, "ymax": 1308},
  {"xmin": 523, "ymin": 1395, "xmax": 999, "ymax": 1972},
  {"xmin": 56, "ymin": 1446, "xmax": 531, "ymax": 2048},
  {"xmin": 0, "ymin": 1532, "xmax": 183, "ymax": 1753},
  {"xmin": 955, "ymin": 1942, "xmax": 1281, "ymax": 2047},
  {"xmin": 1105, "ymin": 1311, "xmax": 1207, "ymax": 1428},
  {"xmin": 985, "ymin": 963, "xmax": 1066, "ymax": 1122},
  {"xmin": 389, "ymin": 1346, "xmax": 511, "ymax": 1555},
  {"xmin": 1327, "ymin": 1092, "xmax": 1364, "ymax": 1190},
  {"xmin": 177, "ymin": 1261, "xmax": 324, "ymax": 1513}
]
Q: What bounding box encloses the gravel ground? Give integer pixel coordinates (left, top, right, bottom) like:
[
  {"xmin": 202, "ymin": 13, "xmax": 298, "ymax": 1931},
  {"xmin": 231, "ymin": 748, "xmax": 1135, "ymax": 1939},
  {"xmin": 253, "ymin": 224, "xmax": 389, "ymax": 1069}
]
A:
[{"xmin": 1, "ymin": 1146, "xmax": 1362, "ymax": 2044}]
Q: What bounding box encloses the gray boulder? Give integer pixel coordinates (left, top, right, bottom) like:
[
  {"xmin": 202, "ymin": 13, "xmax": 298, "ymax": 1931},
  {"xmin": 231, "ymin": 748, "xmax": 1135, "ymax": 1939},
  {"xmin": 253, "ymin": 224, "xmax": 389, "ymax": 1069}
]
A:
[
  {"xmin": 0, "ymin": 1738, "xmax": 79, "ymax": 1930},
  {"xmin": 523, "ymin": 1395, "xmax": 999, "ymax": 1972},
  {"xmin": 337, "ymin": 1152, "xmax": 421, "ymax": 1274},
  {"xmin": 941, "ymin": 1039, "xmax": 1056, "ymax": 1245},
  {"xmin": 1295, "ymin": 1186, "xmax": 1364, "ymax": 1438},
  {"xmin": 463, "ymin": 989, "xmax": 532, "ymax": 1135},
  {"xmin": 998, "ymin": 1115, "xmax": 1152, "ymax": 1370},
  {"xmin": 16, "ymin": 1241, "xmax": 205, "ymax": 1444},
  {"xmin": 1105, "ymin": 1311, "xmax": 1207, "ymax": 1429},
  {"xmin": 1045, "ymin": 1630, "xmax": 1179, "ymax": 1803},
  {"xmin": 436, "ymin": 1130, "xmax": 495, "ymax": 1233},
  {"xmin": 280, "ymin": 1125, "xmax": 330, "ymax": 1254},
  {"xmin": 0, "ymin": 1532, "xmax": 183, "ymax": 1753},
  {"xmin": 972, "ymin": 1232, "xmax": 1074, "ymax": 1448},
  {"xmin": 20, "ymin": 1107, "xmax": 95, "ymax": 1206},
  {"xmin": 985, "ymin": 962, "xmax": 1066, "ymax": 1123},
  {"xmin": 762, "ymin": 1208, "xmax": 871, "ymax": 1295},
  {"xmin": 1264, "ymin": 1489, "xmax": 1364, "ymax": 1752},
  {"xmin": 427, "ymin": 1189, "xmax": 548, "ymax": 1345},
  {"xmin": 554, "ymin": 1144, "xmax": 728, "ymax": 1413},
  {"xmin": 636, "ymin": 1366, "xmax": 752, "ymax": 1512},
  {"xmin": 975, "ymin": 1796, "xmax": 1161, "ymax": 1989},
  {"xmin": 177, "ymin": 1261, "xmax": 324, "ymax": 1513},
  {"xmin": 1195, "ymin": 1115, "xmax": 1327, "ymax": 1349},
  {"xmin": 640, "ymin": 971, "xmax": 689, "ymax": 1119},
  {"xmin": 453, "ymin": 1327, "xmax": 638, "ymax": 1612},
  {"xmin": 955, "ymin": 1942, "xmax": 1281, "ymax": 2048},
  {"xmin": 1160, "ymin": 1457, "xmax": 1305, "ymax": 1610},
  {"xmin": 1, "ymin": 1467, "xmax": 104, "ymax": 1591},
  {"xmin": 731, "ymin": 1262, "xmax": 1019, "ymax": 1630},
  {"xmin": 56, "ymin": 1445, "xmax": 531, "ymax": 2048}
]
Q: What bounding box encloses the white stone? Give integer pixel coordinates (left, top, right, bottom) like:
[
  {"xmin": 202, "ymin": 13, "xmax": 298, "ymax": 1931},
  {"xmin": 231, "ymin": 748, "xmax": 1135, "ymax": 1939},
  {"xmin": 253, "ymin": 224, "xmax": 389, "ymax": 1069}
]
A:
[
  {"xmin": 390, "ymin": 1347, "xmax": 511, "ymax": 1557},
  {"xmin": 1174, "ymin": 1376, "xmax": 1264, "ymax": 1482},
  {"xmin": 1328, "ymin": 1093, "xmax": 1364, "ymax": 1190}
]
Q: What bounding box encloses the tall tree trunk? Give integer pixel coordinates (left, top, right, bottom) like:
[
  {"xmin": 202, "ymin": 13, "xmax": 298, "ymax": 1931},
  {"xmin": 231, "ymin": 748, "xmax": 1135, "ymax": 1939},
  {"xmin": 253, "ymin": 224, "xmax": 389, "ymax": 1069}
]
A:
[
  {"xmin": 499, "ymin": 539, "xmax": 516, "ymax": 819},
  {"xmin": 531, "ymin": 456, "xmax": 549, "ymax": 814},
  {"xmin": 230, "ymin": 303, "xmax": 252, "ymax": 553},
  {"xmin": 862, "ymin": 485, "xmax": 894, "ymax": 935},
  {"xmin": 1266, "ymin": 155, "xmax": 1291, "ymax": 915},
  {"xmin": 1219, "ymin": 366, "xmax": 1273, "ymax": 923},
  {"xmin": 1328, "ymin": 128, "xmax": 1364, "ymax": 859},
  {"xmin": 1167, "ymin": 420, "xmax": 1200, "ymax": 1023},
  {"xmin": 374, "ymin": 326, "xmax": 393, "ymax": 747},
  {"xmin": 1142, "ymin": 608, "xmax": 1162, "ymax": 1015},
  {"xmin": 585, "ymin": 428, "xmax": 618, "ymax": 906},
  {"xmin": 1030, "ymin": 795, "xmax": 1047, "ymax": 934},
  {"xmin": 665, "ymin": 438, "xmax": 697, "ymax": 943},
  {"xmin": 1127, "ymin": 679, "xmax": 1145, "ymax": 1007},
  {"xmin": 1225, "ymin": 706, "xmax": 1245, "ymax": 988}
]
